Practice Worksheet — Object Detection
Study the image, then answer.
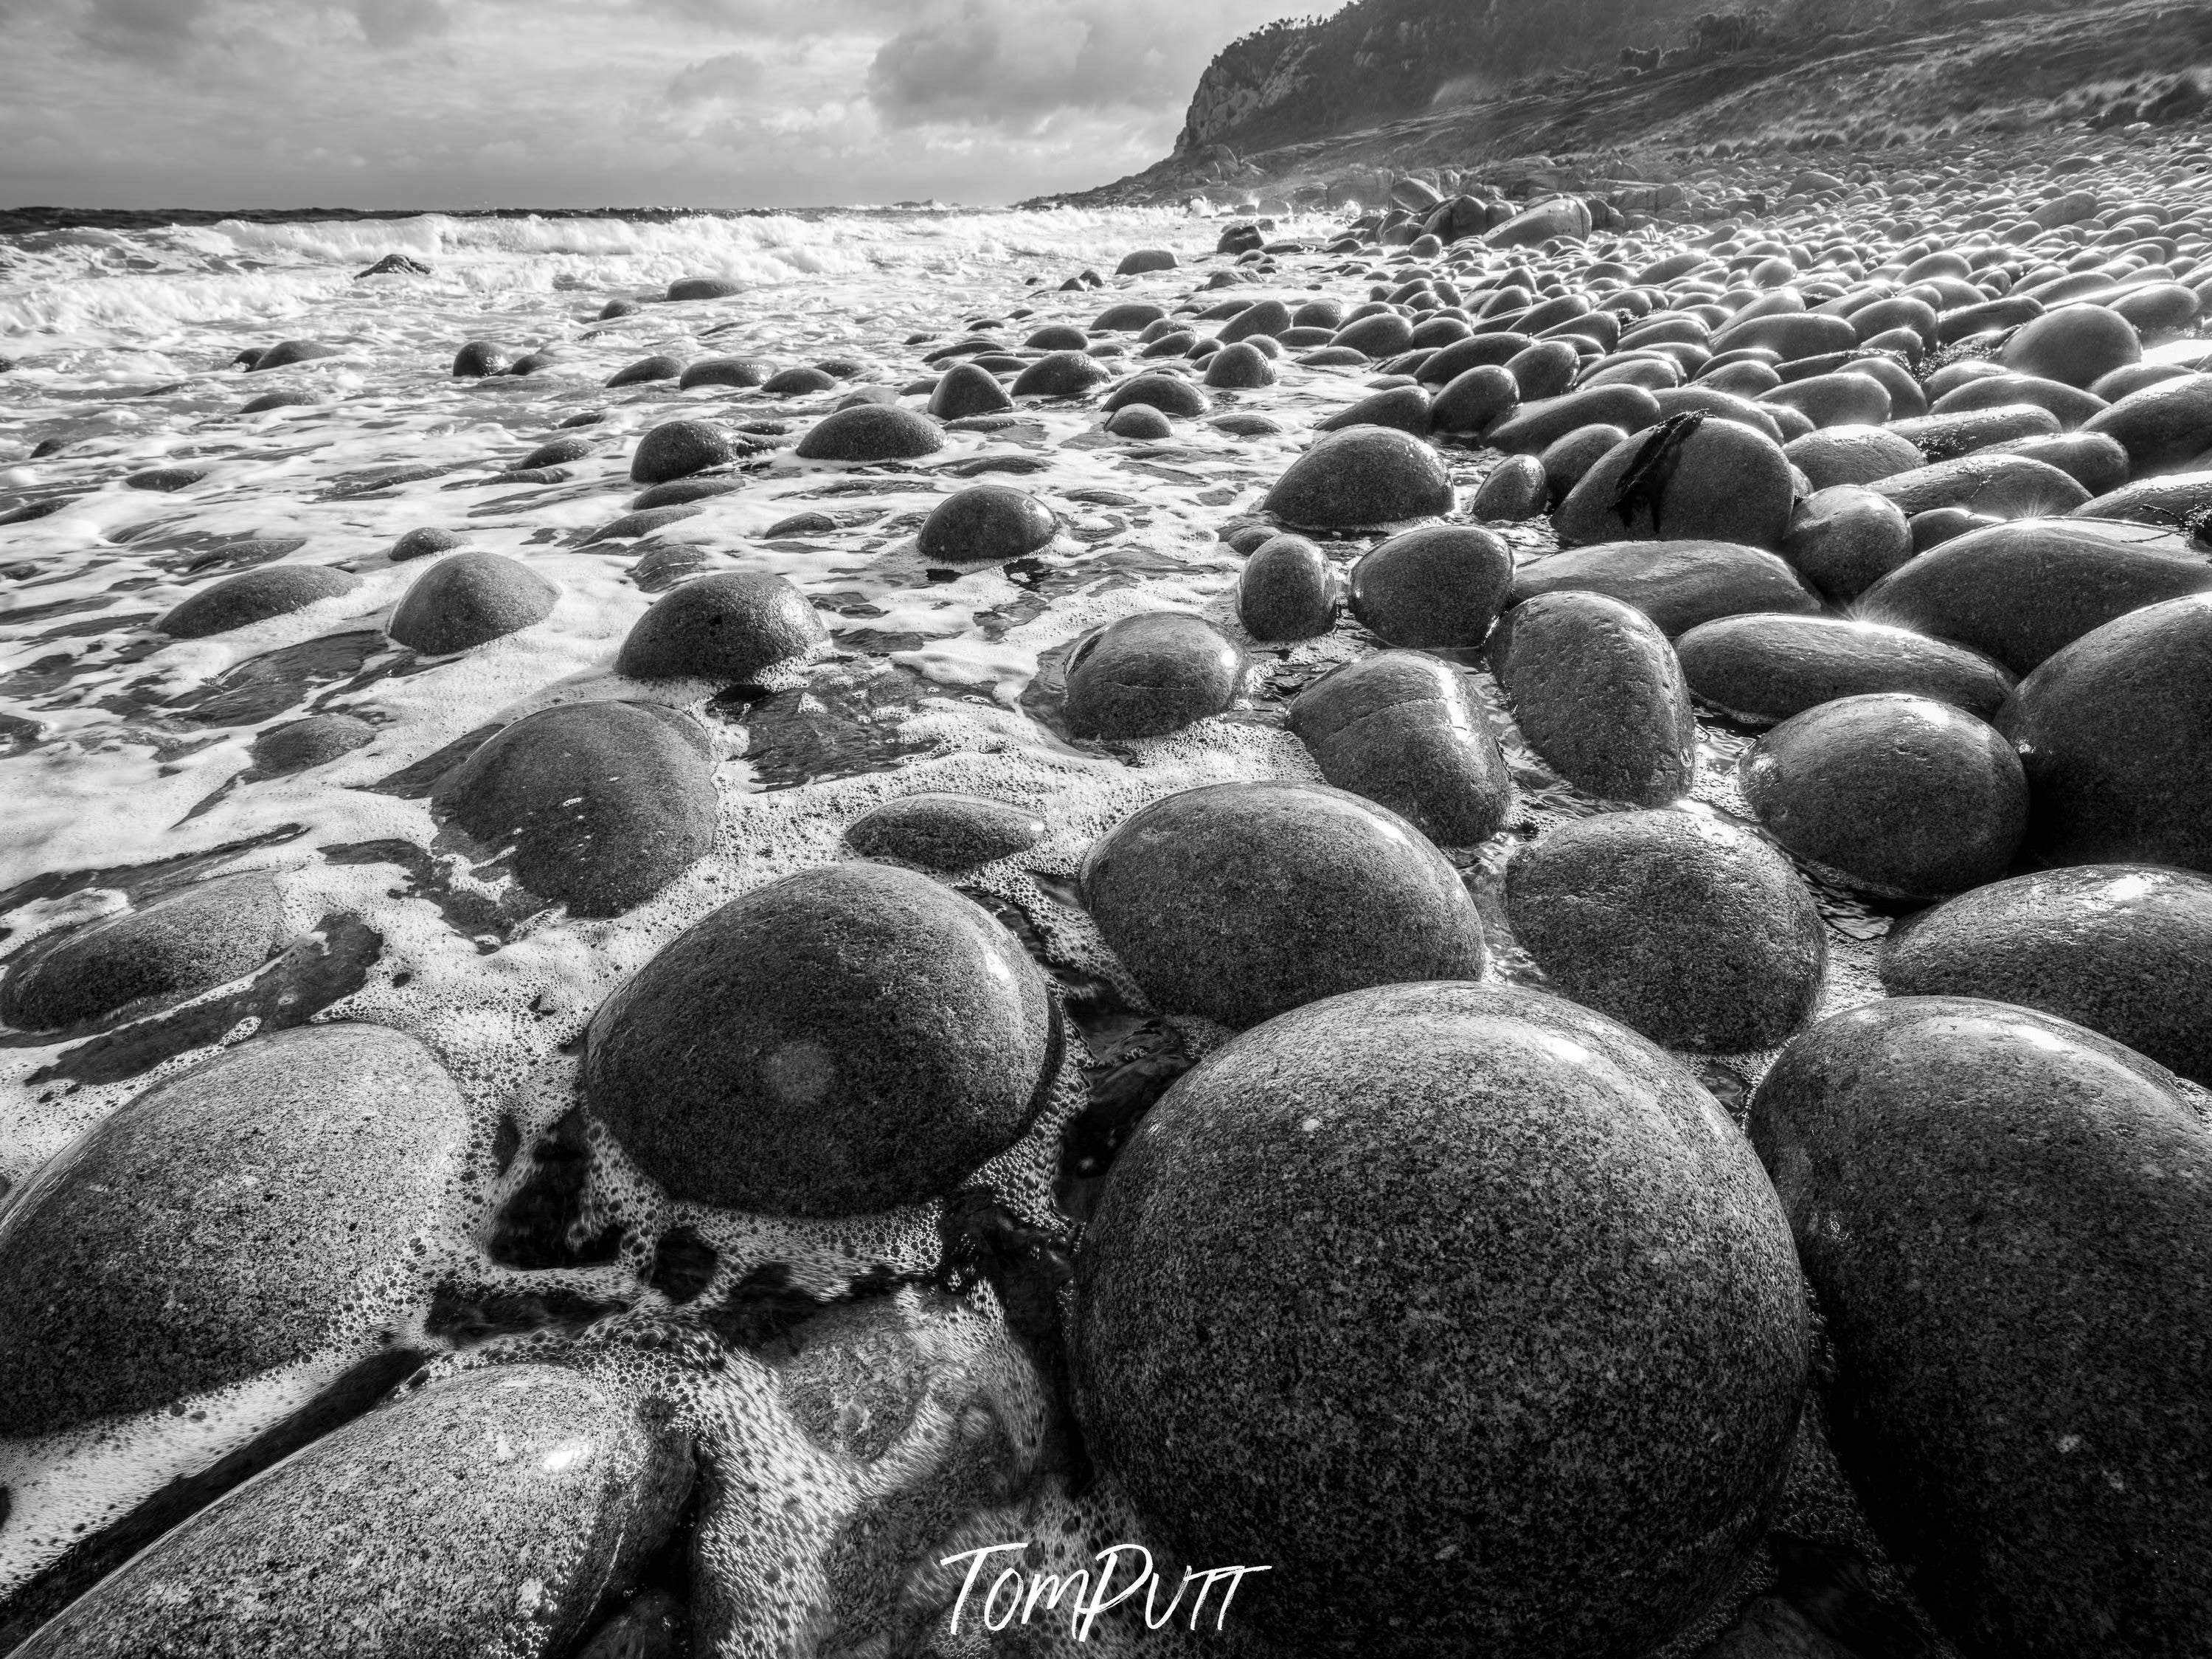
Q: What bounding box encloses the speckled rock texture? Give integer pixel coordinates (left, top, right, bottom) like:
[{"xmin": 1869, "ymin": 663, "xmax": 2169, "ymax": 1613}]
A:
[
  {"xmin": 0, "ymin": 1025, "xmax": 468, "ymax": 1436},
  {"xmin": 1261, "ymin": 426, "xmax": 1453, "ymax": 530},
  {"xmin": 1061, "ymin": 612, "xmax": 1244, "ymax": 739},
  {"xmin": 1553, "ymin": 415, "xmax": 1797, "ymax": 550},
  {"xmin": 1506, "ymin": 810, "xmax": 1825, "ymax": 1053},
  {"xmin": 1081, "ymin": 780, "xmax": 1485, "ymax": 1030},
  {"xmin": 387, "ymin": 551, "xmax": 558, "ymax": 655},
  {"xmin": 1347, "ymin": 524, "xmax": 1514, "ymax": 648},
  {"xmin": 1074, "ymin": 982, "xmax": 1809, "ymax": 1659},
  {"xmin": 614, "ymin": 572, "xmax": 828, "ymax": 683},
  {"xmin": 14, "ymin": 1363, "xmax": 695, "ymax": 1659},
  {"xmin": 1289, "ymin": 649, "xmax": 1514, "ymax": 845},
  {"xmin": 843, "ymin": 793, "xmax": 1045, "ymax": 872},
  {"xmin": 1749, "ymin": 998, "xmax": 2212, "ymax": 1659},
  {"xmin": 1493, "ymin": 589, "xmax": 1696, "ymax": 805},
  {"xmin": 583, "ymin": 862, "xmax": 1058, "ymax": 1216},
  {"xmin": 157, "ymin": 564, "xmax": 361, "ymax": 638},
  {"xmin": 1676, "ymin": 614, "xmax": 2014, "ymax": 727},
  {"xmin": 0, "ymin": 872, "xmax": 284, "ymax": 1030},
  {"xmin": 1508, "ymin": 538, "xmax": 1821, "ymax": 637},
  {"xmin": 1237, "ymin": 532, "xmax": 1337, "ymax": 640}
]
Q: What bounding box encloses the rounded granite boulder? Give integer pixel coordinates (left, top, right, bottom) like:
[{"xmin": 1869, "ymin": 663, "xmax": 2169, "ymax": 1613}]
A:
[
  {"xmin": 1778, "ymin": 485, "xmax": 1913, "ymax": 602},
  {"xmin": 433, "ymin": 702, "xmax": 720, "ymax": 917},
  {"xmin": 630, "ymin": 419, "xmax": 736, "ymax": 486},
  {"xmin": 915, "ymin": 485, "xmax": 1057, "ymax": 565},
  {"xmin": 1061, "ymin": 612, "xmax": 1244, "ymax": 740},
  {"xmin": 1492, "ymin": 589, "xmax": 1696, "ymax": 806},
  {"xmin": 1675, "ymin": 614, "xmax": 2014, "ymax": 727},
  {"xmin": 1507, "ymin": 809, "xmax": 1823, "ymax": 1052},
  {"xmin": 1748, "ymin": 998, "xmax": 2212, "ymax": 1658},
  {"xmin": 2000, "ymin": 302, "xmax": 2143, "ymax": 389},
  {"xmin": 1100, "ymin": 373, "xmax": 1207, "ymax": 418},
  {"xmin": 794, "ymin": 405, "xmax": 944, "ymax": 463},
  {"xmin": 388, "ymin": 551, "xmax": 558, "ymax": 655},
  {"xmin": 1509, "ymin": 538, "xmax": 1821, "ymax": 637},
  {"xmin": 928, "ymin": 362, "xmax": 1014, "ymax": 420},
  {"xmin": 1741, "ymin": 693, "xmax": 2028, "ymax": 900},
  {"xmin": 0, "ymin": 872, "xmax": 284, "ymax": 1031},
  {"xmin": 0, "ymin": 1025, "xmax": 468, "ymax": 1436},
  {"xmin": 583, "ymin": 862, "xmax": 1058, "ymax": 1215},
  {"xmin": 1262, "ymin": 426, "xmax": 1454, "ymax": 531},
  {"xmin": 249, "ymin": 712, "xmax": 378, "ymax": 775},
  {"xmin": 158, "ymin": 564, "xmax": 361, "ymax": 639},
  {"xmin": 1553, "ymin": 415, "xmax": 1797, "ymax": 550},
  {"xmin": 1074, "ymin": 980, "xmax": 1807, "ymax": 1659},
  {"xmin": 1238, "ymin": 533, "xmax": 1337, "ymax": 641},
  {"xmin": 614, "ymin": 572, "xmax": 828, "ymax": 684},
  {"xmin": 844, "ymin": 793, "xmax": 1046, "ymax": 873},
  {"xmin": 1994, "ymin": 592, "xmax": 2212, "ymax": 873},
  {"xmin": 1880, "ymin": 864, "xmax": 2212, "ymax": 1087},
  {"xmin": 1288, "ymin": 650, "xmax": 1514, "ymax": 846},
  {"xmin": 1348, "ymin": 524, "xmax": 1514, "ymax": 648},
  {"xmin": 1080, "ymin": 781, "xmax": 1485, "ymax": 1030}
]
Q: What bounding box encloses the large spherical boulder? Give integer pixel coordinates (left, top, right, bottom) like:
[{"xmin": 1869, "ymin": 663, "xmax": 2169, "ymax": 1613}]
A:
[
  {"xmin": 1741, "ymin": 693, "xmax": 2028, "ymax": 900},
  {"xmin": 928, "ymin": 362, "xmax": 1013, "ymax": 420},
  {"xmin": 1749, "ymin": 998, "xmax": 2212, "ymax": 1658},
  {"xmin": 1881, "ymin": 864, "xmax": 2212, "ymax": 1086},
  {"xmin": 388, "ymin": 551, "xmax": 558, "ymax": 655},
  {"xmin": 1493, "ymin": 589, "xmax": 1695, "ymax": 805},
  {"xmin": 1289, "ymin": 650, "xmax": 1514, "ymax": 845},
  {"xmin": 0, "ymin": 873, "xmax": 282, "ymax": 1031},
  {"xmin": 1262, "ymin": 426, "xmax": 1454, "ymax": 531},
  {"xmin": 1995, "ymin": 592, "xmax": 2212, "ymax": 873},
  {"xmin": 1237, "ymin": 533, "xmax": 1336, "ymax": 641},
  {"xmin": 0, "ymin": 1025, "xmax": 467, "ymax": 1436},
  {"xmin": 1075, "ymin": 981, "xmax": 1808, "ymax": 1659},
  {"xmin": 1348, "ymin": 524, "xmax": 1513, "ymax": 648},
  {"xmin": 433, "ymin": 702, "xmax": 720, "ymax": 916},
  {"xmin": 630, "ymin": 418, "xmax": 736, "ymax": 486},
  {"xmin": 583, "ymin": 862, "xmax": 1058, "ymax": 1215},
  {"xmin": 1061, "ymin": 612, "xmax": 1244, "ymax": 740},
  {"xmin": 1506, "ymin": 810, "xmax": 1824, "ymax": 1052},
  {"xmin": 794, "ymin": 405, "xmax": 944, "ymax": 463},
  {"xmin": 1553, "ymin": 415, "xmax": 1796, "ymax": 550},
  {"xmin": 614, "ymin": 572, "xmax": 828, "ymax": 683},
  {"xmin": 1081, "ymin": 781, "xmax": 1485, "ymax": 1030}
]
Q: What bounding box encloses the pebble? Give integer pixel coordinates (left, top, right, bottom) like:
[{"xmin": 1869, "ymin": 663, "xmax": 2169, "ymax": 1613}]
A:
[
  {"xmin": 668, "ymin": 276, "xmax": 743, "ymax": 300},
  {"xmin": 0, "ymin": 872, "xmax": 282, "ymax": 1031},
  {"xmin": 1262, "ymin": 425, "xmax": 1454, "ymax": 530},
  {"xmin": 18, "ymin": 1363, "xmax": 693, "ymax": 1659},
  {"xmin": 628, "ymin": 420, "xmax": 735, "ymax": 488},
  {"xmin": 1676, "ymin": 613, "xmax": 2014, "ymax": 726},
  {"xmin": 763, "ymin": 366, "xmax": 836, "ymax": 395},
  {"xmin": 451, "ymin": 339, "xmax": 510, "ymax": 378},
  {"xmin": 0, "ymin": 1025, "xmax": 467, "ymax": 1435},
  {"xmin": 1348, "ymin": 524, "xmax": 1513, "ymax": 648},
  {"xmin": 1778, "ymin": 484, "xmax": 1913, "ymax": 600},
  {"xmin": 844, "ymin": 792, "xmax": 1046, "ymax": 872},
  {"xmin": 1100, "ymin": 372, "xmax": 1207, "ymax": 418},
  {"xmin": 1997, "ymin": 592, "xmax": 2212, "ymax": 873},
  {"xmin": 1238, "ymin": 532, "xmax": 1337, "ymax": 640},
  {"xmin": 1494, "ymin": 588, "xmax": 1697, "ymax": 805},
  {"xmin": 1288, "ymin": 650, "xmax": 1514, "ymax": 845},
  {"xmin": 1506, "ymin": 810, "xmax": 1825, "ymax": 1051},
  {"xmin": 679, "ymin": 356, "xmax": 769, "ymax": 390},
  {"xmin": 1784, "ymin": 424, "xmax": 1923, "ymax": 489},
  {"xmin": 1486, "ymin": 384, "xmax": 1661, "ymax": 453},
  {"xmin": 1882, "ymin": 865, "xmax": 2212, "ymax": 1086},
  {"xmin": 2000, "ymin": 303, "xmax": 2144, "ymax": 387},
  {"xmin": 916, "ymin": 485, "xmax": 1057, "ymax": 564},
  {"xmin": 434, "ymin": 702, "xmax": 721, "ymax": 915},
  {"xmin": 1104, "ymin": 404, "xmax": 1171, "ymax": 438},
  {"xmin": 1010, "ymin": 350, "xmax": 1113, "ymax": 398},
  {"xmin": 519, "ymin": 434, "xmax": 597, "ymax": 471},
  {"xmin": 389, "ymin": 526, "xmax": 463, "ymax": 562},
  {"xmin": 1081, "ymin": 781, "xmax": 1486, "ymax": 1029},
  {"xmin": 1429, "ymin": 363, "xmax": 1521, "ymax": 435},
  {"xmin": 157, "ymin": 564, "xmax": 361, "ymax": 638},
  {"xmin": 583, "ymin": 862, "xmax": 1055, "ymax": 1213},
  {"xmin": 250, "ymin": 713, "xmax": 378, "ymax": 775},
  {"xmin": 1468, "ymin": 451, "xmax": 1548, "ymax": 519},
  {"xmin": 2080, "ymin": 371, "xmax": 2212, "ymax": 471},
  {"xmin": 388, "ymin": 551, "xmax": 558, "ymax": 655},
  {"xmin": 1202, "ymin": 341, "xmax": 1277, "ymax": 387},
  {"xmin": 1074, "ymin": 980, "xmax": 1805, "ymax": 1655},
  {"xmin": 616, "ymin": 571, "xmax": 827, "ymax": 683},
  {"xmin": 1062, "ymin": 612, "xmax": 1244, "ymax": 739},
  {"xmin": 793, "ymin": 404, "xmax": 944, "ymax": 462},
  {"xmin": 1554, "ymin": 415, "xmax": 1796, "ymax": 549},
  {"xmin": 1510, "ymin": 538, "xmax": 1821, "ymax": 635},
  {"xmin": 607, "ymin": 354, "xmax": 684, "ymax": 388},
  {"xmin": 248, "ymin": 340, "xmax": 341, "ymax": 371},
  {"xmin": 1867, "ymin": 453, "xmax": 2091, "ymax": 519},
  {"xmin": 1740, "ymin": 693, "xmax": 2028, "ymax": 899},
  {"xmin": 1748, "ymin": 998, "xmax": 2212, "ymax": 1655}
]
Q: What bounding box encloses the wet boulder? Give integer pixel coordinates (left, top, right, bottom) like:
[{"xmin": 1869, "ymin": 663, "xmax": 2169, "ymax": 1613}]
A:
[
  {"xmin": 1868, "ymin": 454, "xmax": 2090, "ymax": 520},
  {"xmin": 2001, "ymin": 303, "xmax": 2143, "ymax": 388},
  {"xmin": 916, "ymin": 485, "xmax": 1056, "ymax": 565},
  {"xmin": 1510, "ymin": 538, "xmax": 1821, "ymax": 637},
  {"xmin": 250, "ymin": 713, "xmax": 378, "ymax": 775},
  {"xmin": 1493, "ymin": 590, "xmax": 1695, "ymax": 806},
  {"xmin": 1778, "ymin": 485, "xmax": 1913, "ymax": 601},
  {"xmin": 1553, "ymin": 415, "xmax": 1796, "ymax": 550},
  {"xmin": 607, "ymin": 355, "xmax": 684, "ymax": 388},
  {"xmin": 388, "ymin": 552, "xmax": 558, "ymax": 655},
  {"xmin": 1062, "ymin": 612, "xmax": 1244, "ymax": 740},
  {"xmin": 1010, "ymin": 350, "xmax": 1113, "ymax": 398},
  {"xmin": 1429, "ymin": 364, "xmax": 1520, "ymax": 437},
  {"xmin": 583, "ymin": 862, "xmax": 1056, "ymax": 1214},
  {"xmin": 793, "ymin": 405, "xmax": 944, "ymax": 462},
  {"xmin": 2081, "ymin": 373, "xmax": 2212, "ymax": 474},
  {"xmin": 433, "ymin": 702, "xmax": 720, "ymax": 916},
  {"xmin": 1506, "ymin": 811, "xmax": 1825, "ymax": 1052},
  {"xmin": 679, "ymin": 357, "xmax": 769, "ymax": 391},
  {"xmin": 1289, "ymin": 651, "xmax": 1514, "ymax": 845},
  {"xmin": 1468, "ymin": 453, "xmax": 1549, "ymax": 520},
  {"xmin": 1100, "ymin": 372, "xmax": 1207, "ymax": 418},
  {"xmin": 1263, "ymin": 426, "xmax": 1454, "ymax": 531},
  {"xmin": 158, "ymin": 565, "xmax": 361, "ymax": 639},
  {"xmin": 1348, "ymin": 524, "xmax": 1513, "ymax": 648},
  {"xmin": 928, "ymin": 363, "xmax": 1013, "ymax": 420},
  {"xmin": 1740, "ymin": 693, "xmax": 2028, "ymax": 900},
  {"xmin": 615, "ymin": 572, "xmax": 828, "ymax": 683},
  {"xmin": 1238, "ymin": 533, "xmax": 1337, "ymax": 641},
  {"xmin": 1202, "ymin": 342, "xmax": 1276, "ymax": 389},
  {"xmin": 1676, "ymin": 614, "xmax": 2014, "ymax": 727},
  {"xmin": 844, "ymin": 793, "xmax": 1046, "ymax": 873},
  {"xmin": 1785, "ymin": 425, "xmax": 1924, "ymax": 491},
  {"xmin": 1081, "ymin": 781, "xmax": 1485, "ymax": 1030},
  {"xmin": 451, "ymin": 340, "xmax": 510, "ymax": 378},
  {"xmin": 630, "ymin": 419, "xmax": 736, "ymax": 486}
]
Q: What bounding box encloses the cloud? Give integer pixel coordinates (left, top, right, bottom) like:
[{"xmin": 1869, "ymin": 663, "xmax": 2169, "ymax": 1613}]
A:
[
  {"xmin": 81, "ymin": 0, "xmax": 218, "ymax": 59},
  {"xmin": 353, "ymin": 0, "xmax": 452, "ymax": 47},
  {"xmin": 668, "ymin": 49, "xmax": 764, "ymax": 104}
]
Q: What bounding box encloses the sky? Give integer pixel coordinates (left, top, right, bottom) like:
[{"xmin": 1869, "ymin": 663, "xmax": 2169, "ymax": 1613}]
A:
[{"xmin": 0, "ymin": 0, "xmax": 1334, "ymax": 209}]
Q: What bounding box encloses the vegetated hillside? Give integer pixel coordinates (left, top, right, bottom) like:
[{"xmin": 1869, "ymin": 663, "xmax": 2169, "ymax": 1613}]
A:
[{"xmin": 1176, "ymin": 0, "xmax": 1785, "ymax": 156}]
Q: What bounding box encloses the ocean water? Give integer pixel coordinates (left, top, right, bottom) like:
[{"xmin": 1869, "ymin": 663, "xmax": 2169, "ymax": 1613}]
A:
[{"xmin": 0, "ymin": 202, "xmax": 1892, "ymax": 1635}]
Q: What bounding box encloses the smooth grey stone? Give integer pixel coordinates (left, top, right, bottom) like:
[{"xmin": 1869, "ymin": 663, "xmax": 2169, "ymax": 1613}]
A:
[
  {"xmin": 1218, "ymin": 299, "xmax": 1293, "ymax": 343},
  {"xmin": 1202, "ymin": 341, "xmax": 1276, "ymax": 388},
  {"xmin": 1468, "ymin": 452, "xmax": 1548, "ymax": 520},
  {"xmin": 2069, "ymin": 468, "xmax": 2212, "ymax": 525},
  {"xmin": 0, "ymin": 1025, "xmax": 467, "ymax": 1436},
  {"xmin": 1485, "ymin": 385, "xmax": 1662, "ymax": 454},
  {"xmin": 249, "ymin": 339, "xmax": 341, "ymax": 372},
  {"xmin": 1648, "ymin": 386, "xmax": 1789, "ymax": 445},
  {"xmin": 1263, "ymin": 426, "xmax": 1454, "ymax": 530},
  {"xmin": 679, "ymin": 357, "xmax": 768, "ymax": 390},
  {"xmin": 388, "ymin": 552, "xmax": 557, "ymax": 655},
  {"xmin": 1348, "ymin": 524, "xmax": 1513, "ymax": 648},
  {"xmin": 581, "ymin": 505, "xmax": 701, "ymax": 547},
  {"xmin": 16, "ymin": 1363, "xmax": 693, "ymax": 1659},
  {"xmin": 1748, "ymin": 999, "xmax": 2212, "ymax": 1658},
  {"xmin": 916, "ymin": 485, "xmax": 1056, "ymax": 564},
  {"xmin": 1493, "ymin": 589, "xmax": 1696, "ymax": 806},
  {"xmin": 1105, "ymin": 404, "xmax": 1172, "ymax": 439},
  {"xmin": 668, "ymin": 275, "xmax": 743, "ymax": 300},
  {"xmin": 451, "ymin": 340, "xmax": 509, "ymax": 378},
  {"xmin": 1510, "ymin": 538, "xmax": 1821, "ymax": 637},
  {"xmin": 1779, "ymin": 484, "xmax": 1913, "ymax": 601},
  {"xmin": 1890, "ymin": 404, "xmax": 2063, "ymax": 460},
  {"xmin": 1536, "ymin": 423, "xmax": 1629, "ymax": 504},
  {"xmin": 1997, "ymin": 592, "xmax": 2212, "ymax": 874},
  {"xmin": 434, "ymin": 702, "xmax": 718, "ymax": 917},
  {"xmin": 518, "ymin": 434, "xmax": 597, "ymax": 471},
  {"xmin": 1081, "ymin": 780, "xmax": 1485, "ymax": 1030},
  {"xmin": 1740, "ymin": 693, "xmax": 2028, "ymax": 900},
  {"xmin": 2081, "ymin": 372, "xmax": 2212, "ymax": 473},
  {"xmin": 158, "ymin": 565, "xmax": 361, "ymax": 639},
  {"xmin": 1506, "ymin": 809, "xmax": 1824, "ymax": 1051},
  {"xmin": 1238, "ymin": 533, "xmax": 1336, "ymax": 641},
  {"xmin": 1784, "ymin": 425, "xmax": 1924, "ymax": 490},
  {"xmin": 1331, "ymin": 310, "xmax": 1418, "ymax": 356},
  {"xmin": 844, "ymin": 793, "xmax": 1046, "ymax": 872},
  {"xmin": 928, "ymin": 363, "xmax": 1014, "ymax": 420},
  {"xmin": 1554, "ymin": 415, "xmax": 1796, "ymax": 550},
  {"xmin": 1930, "ymin": 373, "xmax": 2107, "ymax": 429},
  {"xmin": 1429, "ymin": 364, "xmax": 1520, "ymax": 436},
  {"xmin": 1760, "ymin": 370, "xmax": 1890, "ymax": 428},
  {"xmin": 1317, "ymin": 384, "xmax": 1432, "ymax": 436},
  {"xmin": 1289, "ymin": 651, "xmax": 1514, "ymax": 845},
  {"xmin": 1868, "ymin": 454, "xmax": 2090, "ymax": 519},
  {"xmin": 251, "ymin": 713, "xmax": 378, "ymax": 775},
  {"xmin": 793, "ymin": 405, "xmax": 944, "ymax": 462},
  {"xmin": 1101, "ymin": 372, "xmax": 1207, "ymax": 418},
  {"xmin": 1062, "ymin": 612, "xmax": 1244, "ymax": 739},
  {"xmin": 606, "ymin": 354, "xmax": 684, "ymax": 388},
  {"xmin": 1096, "ymin": 294, "xmax": 1171, "ymax": 323},
  {"xmin": 1984, "ymin": 431, "xmax": 2131, "ymax": 495},
  {"xmin": 0, "ymin": 872, "xmax": 282, "ymax": 1031},
  {"xmin": 1676, "ymin": 614, "xmax": 2014, "ymax": 727},
  {"xmin": 1010, "ymin": 350, "xmax": 1113, "ymax": 398},
  {"xmin": 1882, "ymin": 865, "xmax": 2212, "ymax": 1086},
  {"xmin": 630, "ymin": 418, "xmax": 735, "ymax": 486},
  {"xmin": 1075, "ymin": 981, "xmax": 1806, "ymax": 1657},
  {"xmin": 763, "ymin": 366, "xmax": 837, "ymax": 395},
  {"xmin": 583, "ymin": 862, "xmax": 1055, "ymax": 1214},
  {"xmin": 1856, "ymin": 517, "xmax": 2212, "ymax": 675},
  {"xmin": 615, "ymin": 572, "xmax": 828, "ymax": 682},
  {"xmin": 2002, "ymin": 302, "xmax": 2143, "ymax": 387},
  {"xmin": 630, "ymin": 477, "xmax": 746, "ymax": 511}
]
